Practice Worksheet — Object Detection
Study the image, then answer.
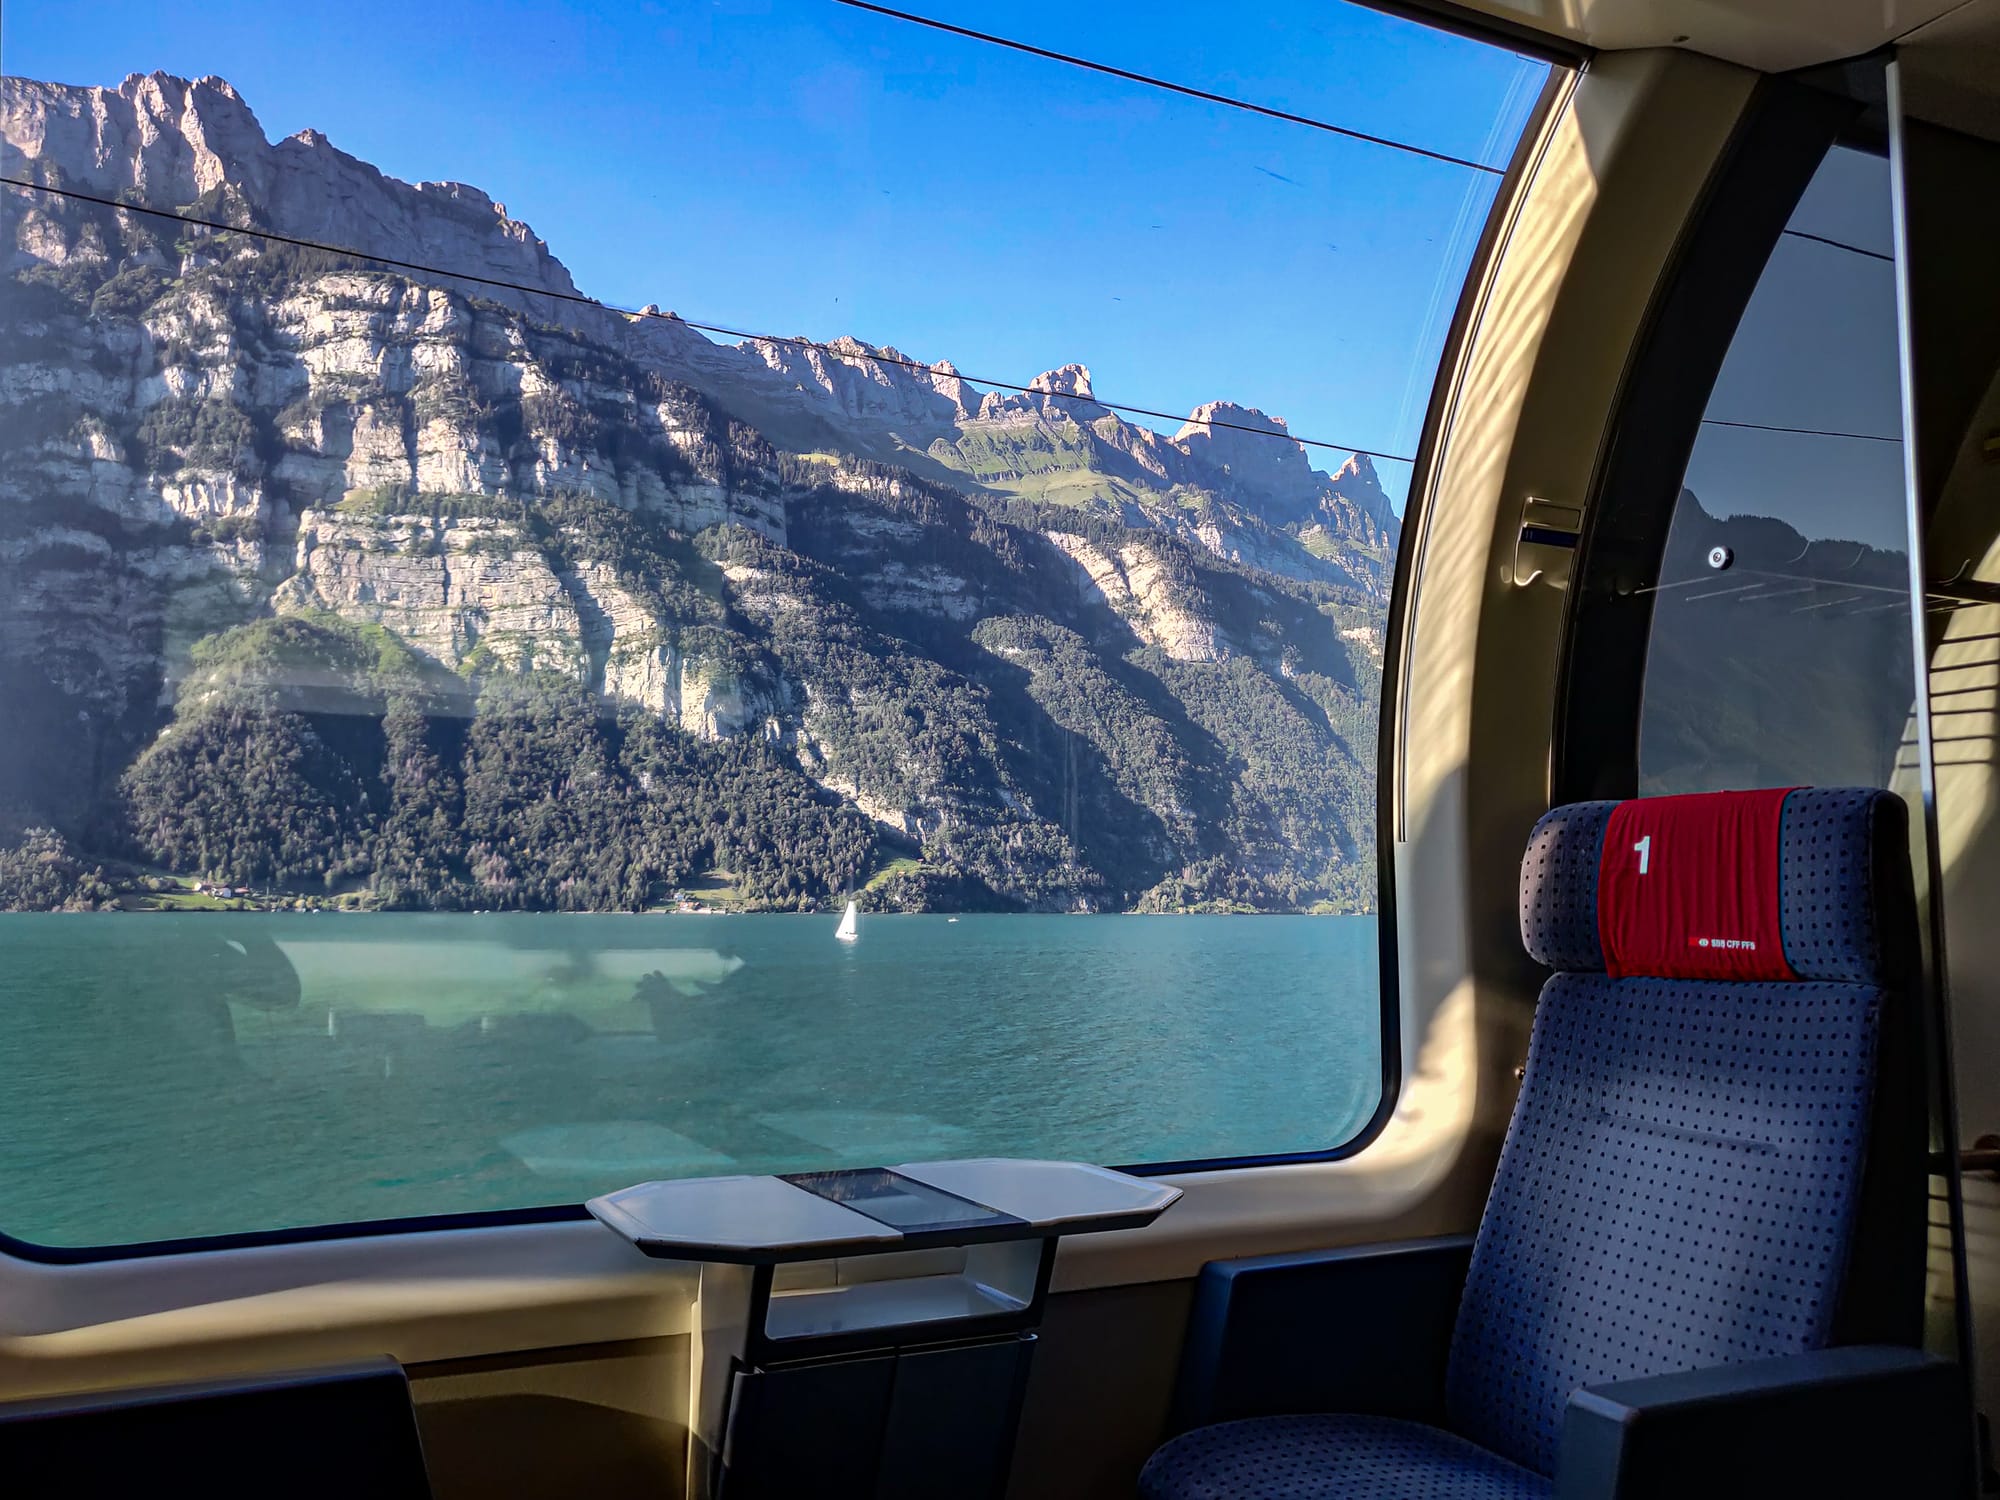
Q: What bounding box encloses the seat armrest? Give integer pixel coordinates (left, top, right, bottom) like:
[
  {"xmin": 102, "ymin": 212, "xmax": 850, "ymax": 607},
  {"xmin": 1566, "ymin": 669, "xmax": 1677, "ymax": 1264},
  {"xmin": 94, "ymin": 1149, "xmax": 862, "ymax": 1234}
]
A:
[
  {"xmin": 1553, "ymin": 1346, "xmax": 1970, "ymax": 1500},
  {"xmin": 1169, "ymin": 1234, "xmax": 1474, "ymax": 1434}
]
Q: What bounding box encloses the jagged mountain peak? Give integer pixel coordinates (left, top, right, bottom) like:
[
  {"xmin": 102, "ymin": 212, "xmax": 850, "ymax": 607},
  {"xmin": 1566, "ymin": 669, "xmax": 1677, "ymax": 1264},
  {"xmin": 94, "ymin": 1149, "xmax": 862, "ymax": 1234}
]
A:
[
  {"xmin": 971, "ymin": 362, "xmax": 1109, "ymax": 427},
  {"xmin": 1328, "ymin": 452, "xmax": 1388, "ymax": 506},
  {"xmin": 1164, "ymin": 405, "xmax": 1398, "ymax": 538},
  {"xmin": 1174, "ymin": 400, "xmax": 1319, "ymax": 507},
  {"xmin": 729, "ymin": 330, "xmax": 984, "ymax": 428},
  {"xmin": 3, "ymin": 70, "xmax": 583, "ymax": 312},
  {"xmin": 1325, "ymin": 452, "xmax": 1397, "ymax": 532},
  {"xmin": 1175, "ymin": 399, "xmax": 1289, "ymax": 441},
  {"xmin": 1029, "ymin": 363, "xmax": 1096, "ymax": 400},
  {"xmin": 116, "ymin": 69, "xmax": 251, "ymax": 110},
  {"xmin": 4, "ymin": 70, "xmax": 272, "ymax": 206}
]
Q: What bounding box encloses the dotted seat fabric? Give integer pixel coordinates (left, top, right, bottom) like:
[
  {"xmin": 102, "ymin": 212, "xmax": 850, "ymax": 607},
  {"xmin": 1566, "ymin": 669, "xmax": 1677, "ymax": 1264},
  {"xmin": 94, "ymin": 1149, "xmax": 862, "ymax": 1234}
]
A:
[
  {"xmin": 1517, "ymin": 788, "xmax": 1903, "ymax": 983},
  {"xmin": 1443, "ymin": 973, "xmax": 1883, "ymax": 1475},
  {"xmin": 1138, "ymin": 788, "xmax": 1904, "ymax": 1498},
  {"xmin": 1517, "ymin": 800, "xmax": 1615, "ymax": 972},
  {"xmin": 1138, "ymin": 1415, "xmax": 1551, "ymax": 1500}
]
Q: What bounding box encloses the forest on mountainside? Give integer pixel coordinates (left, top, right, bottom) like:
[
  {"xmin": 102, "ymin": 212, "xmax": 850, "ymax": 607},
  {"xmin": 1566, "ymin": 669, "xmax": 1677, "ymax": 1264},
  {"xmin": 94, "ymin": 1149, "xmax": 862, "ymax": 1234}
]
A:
[{"xmin": 116, "ymin": 680, "xmax": 881, "ymax": 912}]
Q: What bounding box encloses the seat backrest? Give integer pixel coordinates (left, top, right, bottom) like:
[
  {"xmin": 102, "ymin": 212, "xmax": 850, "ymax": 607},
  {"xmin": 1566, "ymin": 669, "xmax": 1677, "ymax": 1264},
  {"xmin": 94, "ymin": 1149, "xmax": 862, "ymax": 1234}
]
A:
[
  {"xmin": 1444, "ymin": 787, "xmax": 1924, "ymax": 1477},
  {"xmin": 0, "ymin": 1358, "xmax": 433, "ymax": 1498}
]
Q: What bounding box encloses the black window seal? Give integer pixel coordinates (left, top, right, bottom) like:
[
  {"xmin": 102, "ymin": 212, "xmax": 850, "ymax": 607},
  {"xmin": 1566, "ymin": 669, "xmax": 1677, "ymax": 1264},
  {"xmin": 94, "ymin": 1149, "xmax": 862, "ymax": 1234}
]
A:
[{"xmin": 0, "ymin": 1204, "xmax": 597, "ymax": 1268}]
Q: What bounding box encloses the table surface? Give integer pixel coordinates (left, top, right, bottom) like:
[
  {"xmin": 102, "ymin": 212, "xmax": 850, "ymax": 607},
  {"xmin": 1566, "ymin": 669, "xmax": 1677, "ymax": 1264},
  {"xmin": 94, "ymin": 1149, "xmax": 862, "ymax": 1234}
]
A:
[{"xmin": 587, "ymin": 1158, "xmax": 1181, "ymax": 1263}]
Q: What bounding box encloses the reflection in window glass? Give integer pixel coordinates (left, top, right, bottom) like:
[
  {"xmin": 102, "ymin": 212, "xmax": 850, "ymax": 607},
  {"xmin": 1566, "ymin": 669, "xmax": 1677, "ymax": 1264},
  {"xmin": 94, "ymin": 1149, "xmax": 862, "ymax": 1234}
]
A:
[
  {"xmin": 0, "ymin": 2, "xmax": 1548, "ymax": 1247},
  {"xmin": 1640, "ymin": 145, "xmax": 1913, "ymax": 795}
]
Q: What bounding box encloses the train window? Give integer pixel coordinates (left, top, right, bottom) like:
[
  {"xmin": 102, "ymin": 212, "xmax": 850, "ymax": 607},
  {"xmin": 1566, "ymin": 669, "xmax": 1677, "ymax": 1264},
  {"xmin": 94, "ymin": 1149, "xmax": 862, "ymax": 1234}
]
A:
[
  {"xmin": 0, "ymin": 2, "xmax": 1550, "ymax": 1250},
  {"xmin": 1637, "ymin": 143, "xmax": 1912, "ymax": 795}
]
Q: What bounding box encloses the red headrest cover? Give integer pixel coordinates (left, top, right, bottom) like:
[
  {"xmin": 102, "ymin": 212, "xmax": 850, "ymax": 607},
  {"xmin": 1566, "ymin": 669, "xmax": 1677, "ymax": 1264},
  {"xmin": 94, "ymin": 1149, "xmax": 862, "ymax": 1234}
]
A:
[{"xmin": 1597, "ymin": 787, "xmax": 1800, "ymax": 981}]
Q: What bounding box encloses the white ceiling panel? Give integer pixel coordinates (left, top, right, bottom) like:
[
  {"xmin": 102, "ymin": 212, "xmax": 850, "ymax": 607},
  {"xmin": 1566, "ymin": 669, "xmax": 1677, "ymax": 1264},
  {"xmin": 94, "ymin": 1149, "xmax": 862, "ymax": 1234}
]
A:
[{"xmin": 1445, "ymin": 0, "xmax": 1975, "ymax": 71}]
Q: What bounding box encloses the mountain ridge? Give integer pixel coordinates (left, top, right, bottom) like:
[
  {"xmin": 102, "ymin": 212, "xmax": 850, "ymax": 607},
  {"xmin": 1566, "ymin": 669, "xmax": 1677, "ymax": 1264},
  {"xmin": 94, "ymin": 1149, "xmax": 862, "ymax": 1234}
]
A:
[
  {"xmin": 3, "ymin": 70, "xmax": 1398, "ymax": 571},
  {"xmin": 0, "ymin": 69, "xmax": 1395, "ymax": 915}
]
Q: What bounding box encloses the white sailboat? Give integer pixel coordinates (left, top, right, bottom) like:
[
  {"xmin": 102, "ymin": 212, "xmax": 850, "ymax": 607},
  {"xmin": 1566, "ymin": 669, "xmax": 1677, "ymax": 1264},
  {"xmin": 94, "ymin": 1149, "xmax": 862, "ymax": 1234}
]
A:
[{"xmin": 835, "ymin": 900, "xmax": 859, "ymax": 943}]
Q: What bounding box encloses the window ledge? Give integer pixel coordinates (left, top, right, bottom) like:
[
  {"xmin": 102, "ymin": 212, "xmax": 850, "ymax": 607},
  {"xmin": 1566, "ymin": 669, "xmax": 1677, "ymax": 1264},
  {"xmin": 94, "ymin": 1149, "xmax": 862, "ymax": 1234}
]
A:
[{"xmin": 0, "ymin": 1219, "xmax": 696, "ymax": 1401}]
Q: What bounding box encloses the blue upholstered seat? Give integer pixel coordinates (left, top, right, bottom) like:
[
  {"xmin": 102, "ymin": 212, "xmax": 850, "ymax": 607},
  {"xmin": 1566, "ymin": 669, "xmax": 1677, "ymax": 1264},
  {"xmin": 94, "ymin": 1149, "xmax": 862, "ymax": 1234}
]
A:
[
  {"xmin": 1142, "ymin": 788, "xmax": 1918, "ymax": 1500},
  {"xmin": 1139, "ymin": 1415, "xmax": 1549, "ymax": 1500}
]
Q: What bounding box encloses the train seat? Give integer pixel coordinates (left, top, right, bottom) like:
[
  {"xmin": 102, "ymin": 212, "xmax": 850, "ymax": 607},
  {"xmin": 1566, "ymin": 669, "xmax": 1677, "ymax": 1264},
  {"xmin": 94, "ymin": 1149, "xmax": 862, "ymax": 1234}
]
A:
[{"xmin": 1141, "ymin": 788, "xmax": 1964, "ymax": 1499}]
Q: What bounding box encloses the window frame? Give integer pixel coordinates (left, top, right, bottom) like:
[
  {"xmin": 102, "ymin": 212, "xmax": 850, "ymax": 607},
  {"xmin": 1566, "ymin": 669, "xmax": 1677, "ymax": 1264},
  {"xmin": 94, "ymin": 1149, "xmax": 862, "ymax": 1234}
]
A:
[
  {"xmin": 1130, "ymin": 58, "xmax": 1573, "ymax": 1181},
  {"xmin": 0, "ymin": 12, "xmax": 1574, "ymax": 1265},
  {"xmin": 1553, "ymin": 76, "xmax": 1874, "ymax": 802}
]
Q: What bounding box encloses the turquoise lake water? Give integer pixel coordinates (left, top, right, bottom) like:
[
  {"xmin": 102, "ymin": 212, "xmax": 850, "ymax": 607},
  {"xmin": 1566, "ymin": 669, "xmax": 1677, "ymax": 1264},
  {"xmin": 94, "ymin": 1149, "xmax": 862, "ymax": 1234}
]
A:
[{"xmin": 0, "ymin": 913, "xmax": 1382, "ymax": 1249}]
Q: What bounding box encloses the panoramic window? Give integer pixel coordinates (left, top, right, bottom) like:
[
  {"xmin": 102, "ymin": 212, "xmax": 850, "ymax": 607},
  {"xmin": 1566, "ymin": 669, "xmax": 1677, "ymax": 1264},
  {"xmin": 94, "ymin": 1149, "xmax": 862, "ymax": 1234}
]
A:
[
  {"xmin": 1638, "ymin": 143, "xmax": 1914, "ymax": 795},
  {"xmin": 0, "ymin": 1, "xmax": 1550, "ymax": 1248}
]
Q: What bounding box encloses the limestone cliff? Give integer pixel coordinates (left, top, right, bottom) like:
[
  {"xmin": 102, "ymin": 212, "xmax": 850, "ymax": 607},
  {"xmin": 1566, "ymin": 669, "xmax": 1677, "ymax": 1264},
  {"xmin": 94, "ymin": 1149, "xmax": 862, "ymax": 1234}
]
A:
[{"xmin": 0, "ymin": 71, "xmax": 1394, "ymax": 912}]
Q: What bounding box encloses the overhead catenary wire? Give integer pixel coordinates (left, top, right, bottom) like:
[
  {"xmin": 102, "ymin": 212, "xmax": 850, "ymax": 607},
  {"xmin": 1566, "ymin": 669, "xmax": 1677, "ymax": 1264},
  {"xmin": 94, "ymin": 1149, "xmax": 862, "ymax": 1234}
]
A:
[
  {"xmin": 1699, "ymin": 416, "xmax": 1902, "ymax": 445},
  {"xmin": 832, "ymin": 0, "xmax": 1506, "ymax": 177},
  {"xmin": 0, "ymin": 173, "xmax": 1416, "ymax": 465},
  {"xmin": 1780, "ymin": 227, "xmax": 1895, "ymax": 263}
]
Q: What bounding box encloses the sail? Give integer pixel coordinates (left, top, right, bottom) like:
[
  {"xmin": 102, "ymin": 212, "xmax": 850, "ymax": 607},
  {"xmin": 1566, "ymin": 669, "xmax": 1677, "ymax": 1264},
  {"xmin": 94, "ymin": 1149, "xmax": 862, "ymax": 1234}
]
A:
[{"xmin": 835, "ymin": 900, "xmax": 859, "ymax": 941}]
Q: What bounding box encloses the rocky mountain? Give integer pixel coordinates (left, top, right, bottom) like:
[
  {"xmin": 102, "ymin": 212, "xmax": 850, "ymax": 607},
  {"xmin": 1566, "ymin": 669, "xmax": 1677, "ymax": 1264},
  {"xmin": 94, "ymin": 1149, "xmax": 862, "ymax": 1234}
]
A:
[
  {"xmin": 1638, "ymin": 492, "xmax": 1912, "ymax": 795},
  {"xmin": 0, "ymin": 71, "xmax": 1398, "ymax": 914}
]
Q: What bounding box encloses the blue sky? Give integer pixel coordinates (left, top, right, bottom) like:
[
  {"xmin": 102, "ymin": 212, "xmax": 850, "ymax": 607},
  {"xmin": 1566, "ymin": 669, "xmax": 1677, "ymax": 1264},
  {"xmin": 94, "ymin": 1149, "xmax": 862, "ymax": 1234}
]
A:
[
  {"xmin": 4, "ymin": 0, "xmax": 1548, "ymax": 503},
  {"xmin": 1686, "ymin": 146, "xmax": 1908, "ymax": 551}
]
